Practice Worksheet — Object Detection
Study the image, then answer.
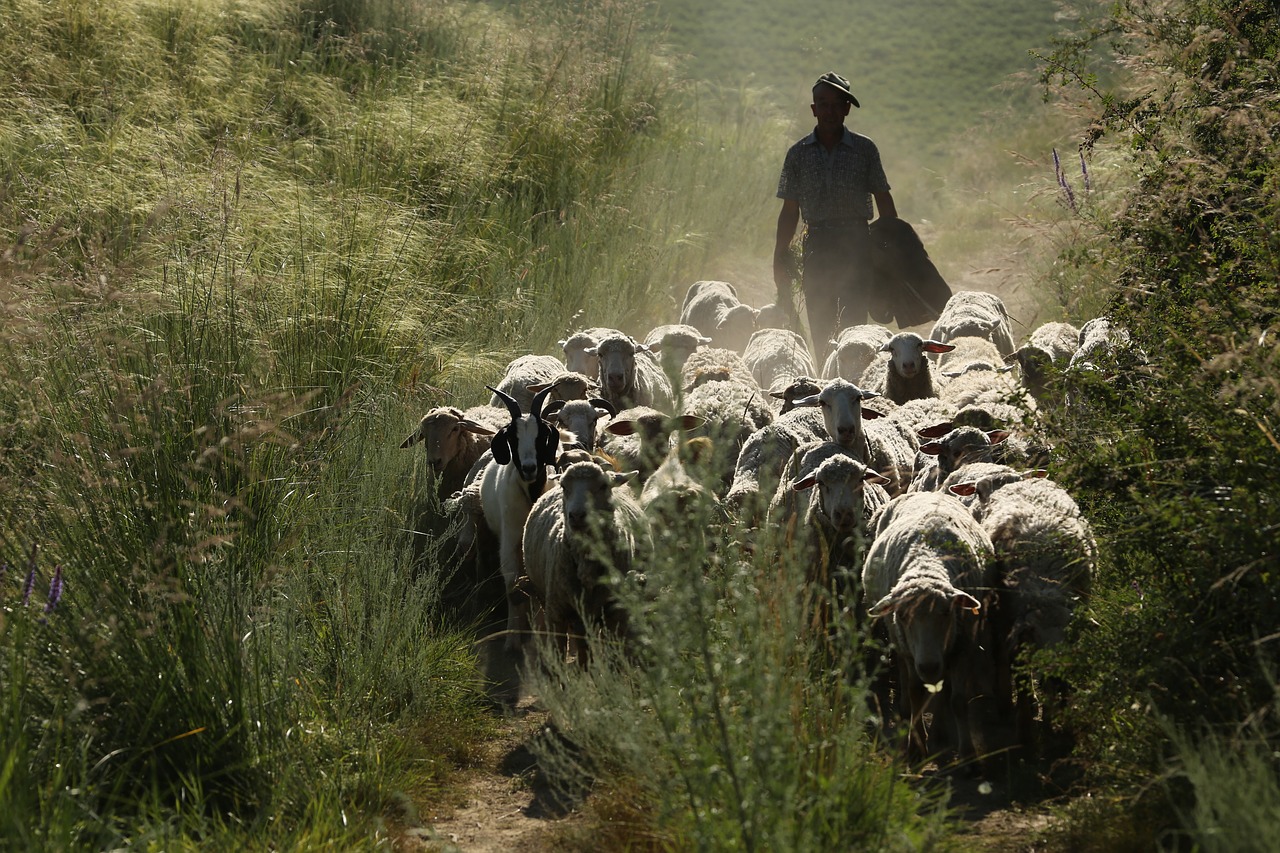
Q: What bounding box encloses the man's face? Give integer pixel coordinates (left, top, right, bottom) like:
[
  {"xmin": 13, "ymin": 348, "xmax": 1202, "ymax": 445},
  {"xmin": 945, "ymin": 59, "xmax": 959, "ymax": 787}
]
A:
[{"xmin": 810, "ymin": 85, "xmax": 851, "ymax": 132}]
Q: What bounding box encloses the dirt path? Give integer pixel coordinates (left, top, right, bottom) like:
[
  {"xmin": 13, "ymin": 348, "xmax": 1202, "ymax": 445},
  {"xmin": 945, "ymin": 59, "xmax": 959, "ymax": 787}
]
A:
[{"xmin": 399, "ymin": 703, "xmax": 579, "ymax": 853}]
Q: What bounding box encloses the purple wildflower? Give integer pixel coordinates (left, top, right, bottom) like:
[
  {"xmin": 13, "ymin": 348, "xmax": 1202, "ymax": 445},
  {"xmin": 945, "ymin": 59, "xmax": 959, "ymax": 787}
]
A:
[
  {"xmin": 22, "ymin": 565, "xmax": 36, "ymax": 607},
  {"xmin": 1053, "ymin": 148, "xmax": 1077, "ymax": 212},
  {"xmin": 45, "ymin": 565, "xmax": 64, "ymax": 613},
  {"xmin": 1079, "ymin": 149, "xmax": 1091, "ymax": 192}
]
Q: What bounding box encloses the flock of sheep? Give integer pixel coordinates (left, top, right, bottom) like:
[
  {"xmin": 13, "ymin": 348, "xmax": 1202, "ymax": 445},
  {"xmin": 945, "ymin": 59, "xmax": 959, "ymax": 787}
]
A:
[{"xmin": 402, "ymin": 279, "xmax": 1131, "ymax": 769}]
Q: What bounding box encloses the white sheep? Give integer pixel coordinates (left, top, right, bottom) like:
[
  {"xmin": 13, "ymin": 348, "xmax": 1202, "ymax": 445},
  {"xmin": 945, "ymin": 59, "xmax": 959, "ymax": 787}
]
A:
[
  {"xmin": 679, "ymin": 346, "xmax": 758, "ymax": 392},
  {"xmin": 643, "ymin": 323, "xmax": 712, "ymax": 378},
  {"xmin": 522, "ymin": 460, "xmax": 650, "ymax": 666},
  {"xmin": 559, "ymin": 327, "xmax": 625, "ymax": 377},
  {"xmin": 488, "ymin": 354, "xmax": 566, "ymax": 412},
  {"xmin": 910, "ymin": 425, "xmax": 1010, "ymax": 492},
  {"xmin": 682, "ymin": 377, "xmax": 775, "ymax": 495},
  {"xmin": 821, "ymin": 324, "xmax": 893, "ymax": 382},
  {"xmin": 929, "ymin": 290, "xmax": 1017, "ymax": 357},
  {"xmin": 588, "ymin": 334, "xmax": 674, "ymax": 412},
  {"xmin": 862, "ymin": 490, "xmax": 999, "ymax": 763},
  {"xmin": 527, "ymin": 370, "xmax": 600, "ymax": 403},
  {"xmin": 936, "ymin": 335, "xmax": 1005, "ymax": 374},
  {"xmin": 679, "ymin": 280, "xmax": 760, "ymax": 353},
  {"xmin": 542, "ymin": 397, "xmax": 617, "ymax": 453},
  {"xmin": 874, "ymin": 332, "xmax": 955, "ymax": 404},
  {"xmin": 791, "ymin": 378, "xmax": 917, "ymax": 496},
  {"xmin": 743, "ymin": 327, "xmax": 818, "ymax": 396},
  {"xmin": 948, "ymin": 473, "xmax": 1096, "ymax": 750},
  {"xmin": 599, "ymin": 406, "xmax": 705, "ymax": 484},
  {"xmin": 723, "ymin": 406, "xmax": 827, "ymax": 524}
]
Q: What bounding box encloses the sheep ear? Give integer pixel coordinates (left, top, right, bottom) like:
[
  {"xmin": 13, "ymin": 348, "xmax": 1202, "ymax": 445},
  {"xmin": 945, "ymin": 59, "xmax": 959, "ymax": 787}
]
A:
[
  {"xmin": 792, "ymin": 474, "xmax": 818, "ymax": 491},
  {"xmin": 557, "ymin": 338, "xmax": 569, "ymax": 349},
  {"xmin": 878, "ymin": 342, "xmax": 893, "ymax": 353},
  {"xmin": 867, "ymin": 591, "xmax": 900, "ymax": 619},
  {"xmin": 923, "ymin": 340, "xmax": 955, "ymax": 353},
  {"xmin": 996, "ymin": 364, "xmax": 1016, "ymax": 373},
  {"xmin": 987, "ymin": 429, "xmax": 1010, "ymax": 445},
  {"xmin": 1023, "ymin": 468, "xmax": 1049, "ymax": 479},
  {"xmin": 920, "ymin": 441, "xmax": 942, "ymax": 457},
  {"xmin": 527, "ymin": 381, "xmax": 550, "ymax": 393},
  {"xmin": 952, "ymin": 592, "xmax": 982, "ymax": 615},
  {"xmin": 459, "ymin": 419, "xmax": 496, "ymax": 436},
  {"xmin": 949, "ymin": 482, "xmax": 978, "ymax": 497},
  {"xmin": 646, "ymin": 341, "xmax": 663, "ymax": 353},
  {"xmin": 917, "ymin": 422, "xmax": 955, "ymax": 439},
  {"xmin": 674, "ymin": 414, "xmax": 706, "ymax": 431},
  {"xmin": 941, "ymin": 369, "xmax": 962, "ymax": 378},
  {"xmin": 542, "ymin": 400, "xmax": 566, "ymax": 419},
  {"xmin": 859, "ymin": 408, "xmax": 884, "ymax": 420},
  {"xmin": 698, "ymin": 336, "xmax": 713, "ymax": 345},
  {"xmin": 610, "ymin": 471, "xmax": 638, "ymax": 487},
  {"xmin": 400, "ymin": 423, "xmax": 425, "ymax": 448},
  {"xmin": 793, "ymin": 394, "xmax": 821, "ymax": 408},
  {"xmin": 865, "ymin": 471, "xmax": 892, "ymax": 486},
  {"xmin": 490, "ymin": 429, "xmax": 512, "ymax": 464},
  {"xmin": 769, "ymin": 389, "xmax": 788, "ymax": 400},
  {"xmin": 1004, "ymin": 349, "xmax": 1024, "ymax": 364},
  {"xmin": 583, "ymin": 346, "xmax": 598, "ymax": 355},
  {"xmin": 605, "ymin": 420, "xmax": 638, "ymax": 436}
]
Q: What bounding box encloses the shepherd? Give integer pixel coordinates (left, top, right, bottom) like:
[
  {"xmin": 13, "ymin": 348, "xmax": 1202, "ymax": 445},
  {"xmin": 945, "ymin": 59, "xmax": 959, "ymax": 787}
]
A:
[{"xmin": 773, "ymin": 72, "xmax": 899, "ymax": 365}]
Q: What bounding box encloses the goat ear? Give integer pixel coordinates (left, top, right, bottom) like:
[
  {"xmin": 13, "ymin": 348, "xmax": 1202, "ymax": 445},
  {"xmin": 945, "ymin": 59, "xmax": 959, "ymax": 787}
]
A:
[{"xmin": 490, "ymin": 429, "xmax": 512, "ymax": 465}]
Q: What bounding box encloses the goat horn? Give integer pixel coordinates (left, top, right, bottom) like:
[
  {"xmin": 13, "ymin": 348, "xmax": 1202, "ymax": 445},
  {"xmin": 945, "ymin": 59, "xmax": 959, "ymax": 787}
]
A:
[
  {"xmin": 589, "ymin": 397, "xmax": 617, "ymax": 417},
  {"xmin": 530, "ymin": 379, "xmax": 562, "ymax": 420},
  {"xmin": 487, "ymin": 385, "xmax": 522, "ymax": 420}
]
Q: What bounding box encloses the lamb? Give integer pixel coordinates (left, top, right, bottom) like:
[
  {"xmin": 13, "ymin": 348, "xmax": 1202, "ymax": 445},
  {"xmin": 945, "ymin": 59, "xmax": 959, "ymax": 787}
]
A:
[
  {"xmin": 477, "ymin": 382, "xmax": 569, "ymax": 656},
  {"xmin": 742, "ymin": 327, "xmax": 818, "ymax": 396},
  {"xmin": 874, "ymin": 332, "xmax": 955, "ymax": 404},
  {"xmin": 679, "ymin": 279, "xmax": 760, "ymax": 353},
  {"xmin": 821, "ymin": 324, "xmax": 893, "ymax": 382},
  {"xmin": 948, "ymin": 474, "xmax": 1097, "ymax": 751},
  {"xmin": 521, "ymin": 460, "xmax": 650, "ymax": 665},
  {"xmin": 929, "ymin": 290, "xmax": 1017, "ymax": 357},
  {"xmin": 862, "ymin": 490, "xmax": 999, "ymax": 764},
  {"xmin": 791, "ymin": 378, "xmax": 918, "ymax": 496},
  {"xmin": 559, "ymin": 327, "xmax": 625, "ymax": 377},
  {"xmin": 400, "ymin": 404, "xmax": 505, "ymax": 501},
  {"xmin": 588, "ymin": 334, "xmax": 674, "ymax": 412},
  {"xmin": 488, "ymin": 354, "xmax": 566, "ymax": 412},
  {"xmin": 722, "ymin": 406, "xmax": 827, "ymax": 524}
]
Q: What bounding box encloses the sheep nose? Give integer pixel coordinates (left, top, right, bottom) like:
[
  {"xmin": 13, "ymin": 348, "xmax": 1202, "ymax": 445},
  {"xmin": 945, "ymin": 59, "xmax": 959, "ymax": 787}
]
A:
[
  {"xmin": 566, "ymin": 510, "xmax": 588, "ymax": 529},
  {"xmin": 831, "ymin": 507, "xmax": 856, "ymax": 530}
]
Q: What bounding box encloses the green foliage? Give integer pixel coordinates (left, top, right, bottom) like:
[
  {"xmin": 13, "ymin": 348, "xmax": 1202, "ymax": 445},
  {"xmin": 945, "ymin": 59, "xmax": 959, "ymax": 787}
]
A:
[
  {"xmin": 526, "ymin": 499, "xmax": 949, "ymax": 851},
  {"xmin": 1027, "ymin": 0, "xmax": 1280, "ymax": 840}
]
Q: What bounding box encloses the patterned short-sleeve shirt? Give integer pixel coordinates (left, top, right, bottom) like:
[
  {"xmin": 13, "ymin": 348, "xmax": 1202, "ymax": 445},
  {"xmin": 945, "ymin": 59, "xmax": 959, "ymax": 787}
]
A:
[{"xmin": 776, "ymin": 127, "xmax": 891, "ymax": 223}]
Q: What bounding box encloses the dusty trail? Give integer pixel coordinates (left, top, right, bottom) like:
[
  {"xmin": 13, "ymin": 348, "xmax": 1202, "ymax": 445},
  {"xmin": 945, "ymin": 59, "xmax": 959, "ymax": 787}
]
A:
[{"xmin": 400, "ymin": 704, "xmax": 578, "ymax": 853}]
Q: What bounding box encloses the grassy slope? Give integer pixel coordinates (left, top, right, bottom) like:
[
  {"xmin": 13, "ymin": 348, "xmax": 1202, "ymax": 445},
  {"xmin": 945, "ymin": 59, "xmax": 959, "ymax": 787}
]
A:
[{"xmin": 655, "ymin": 0, "xmax": 1065, "ymax": 159}]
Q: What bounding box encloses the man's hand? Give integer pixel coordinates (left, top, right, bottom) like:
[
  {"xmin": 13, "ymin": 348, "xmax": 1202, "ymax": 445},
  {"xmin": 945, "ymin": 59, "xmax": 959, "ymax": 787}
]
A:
[{"xmin": 773, "ymin": 252, "xmax": 797, "ymax": 316}]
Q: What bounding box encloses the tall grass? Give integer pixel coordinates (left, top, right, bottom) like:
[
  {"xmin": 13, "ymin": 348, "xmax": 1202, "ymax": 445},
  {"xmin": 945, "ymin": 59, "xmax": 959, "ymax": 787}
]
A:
[{"xmin": 526, "ymin": 497, "xmax": 949, "ymax": 851}]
